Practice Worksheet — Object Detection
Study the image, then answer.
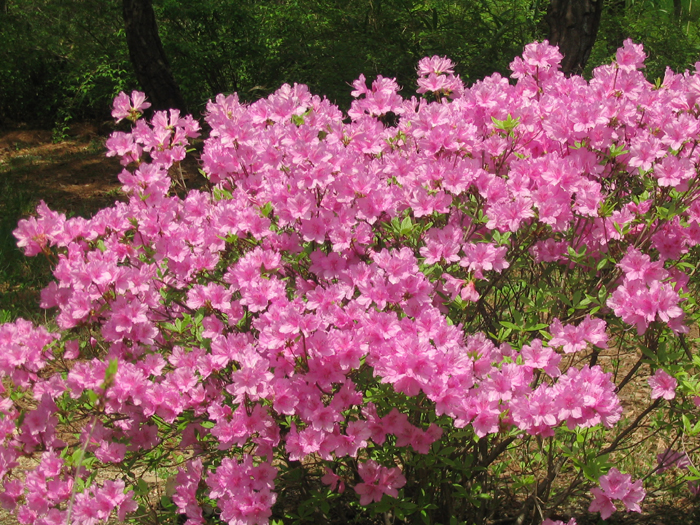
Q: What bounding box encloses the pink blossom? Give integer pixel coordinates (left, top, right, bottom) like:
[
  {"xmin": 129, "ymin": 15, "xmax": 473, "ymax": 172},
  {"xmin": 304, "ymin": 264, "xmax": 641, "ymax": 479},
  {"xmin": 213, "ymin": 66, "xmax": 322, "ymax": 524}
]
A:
[
  {"xmin": 417, "ymin": 56, "xmax": 455, "ymax": 76},
  {"xmin": 522, "ymin": 40, "xmax": 564, "ymax": 69},
  {"xmin": 689, "ymin": 481, "xmax": 700, "ymax": 496},
  {"xmin": 656, "ymin": 449, "xmax": 690, "ymax": 473},
  {"xmin": 648, "ymin": 369, "xmax": 677, "ymax": 400},
  {"xmin": 354, "ymin": 460, "xmax": 406, "ymax": 505},
  {"xmin": 590, "ymin": 468, "xmax": 646, "ymax": 519},
  {"xmin": 616, "ymin": 39, "xmax": 646, "ymax": 71},
  {"xmin": 111, "ymin": 91, "xmax": 151, "ymax": 122},
  {"xmin": 321, "ymin": 467, "xmax": 345, "ymax": 493},
  {"xmin": 549, "ymin": 316, "xmax": 607, "ymax": 354},
  {"xmin": 589, "ymin": 488, "xmax": 616, "ymax": 520}
]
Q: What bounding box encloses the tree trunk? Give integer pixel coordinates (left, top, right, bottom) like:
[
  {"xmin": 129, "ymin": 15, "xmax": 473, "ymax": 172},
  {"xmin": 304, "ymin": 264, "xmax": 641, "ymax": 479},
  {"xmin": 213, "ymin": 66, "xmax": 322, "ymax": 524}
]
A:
[
  {"xmin": 546, "ymin": 0, "xmax": 604, "ymax": 76},
  {"xmin": 673, "ymin": 0, "xmax": 683, "ymax": 20},
  {"xmin": 122, "ymin": 0, "xmax": 186, "ymax": 113}
]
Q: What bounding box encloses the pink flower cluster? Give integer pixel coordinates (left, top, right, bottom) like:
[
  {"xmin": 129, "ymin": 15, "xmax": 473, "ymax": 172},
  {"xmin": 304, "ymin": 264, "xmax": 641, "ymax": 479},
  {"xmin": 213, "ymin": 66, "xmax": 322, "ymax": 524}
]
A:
[
  {"xmin": 648, "ymin": 369, "xmax": 677, "ymax": 400},
  {"xmin": 4, "ymin": 37, "xmax": 699, "ymax": 523},
  {"xmin": 0, "ymin": 449, "xmax": 136, "ymax": 525},
  {"xmin": 207, "ymin": 455, "xmax": 276, "ymax": 525},
  {"xmin": 354, "ymin": 460, "xmax": 407, "ymax": 505},
  {"xmin": 417, "ymin": 56, "xmax": 464, "ymax": 98},
  {"xmin": 589, "ymin": 468, "xmax": 645, "ymax": 519},
  {"xmin": 607, "ymin": 247, "xmax": 685, "ymax": 334},
  {"xmin": 656, "ymin": 449, "xmax": 690, "ymax": 473}
]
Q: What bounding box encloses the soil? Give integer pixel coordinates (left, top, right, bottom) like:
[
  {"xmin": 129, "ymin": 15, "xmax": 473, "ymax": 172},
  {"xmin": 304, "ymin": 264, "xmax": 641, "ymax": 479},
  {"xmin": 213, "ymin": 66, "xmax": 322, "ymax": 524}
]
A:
[
  {"xmin": 0, "ymin": 123, "xmax": 203, "ymax": 217},
  {"xmin": 0, "ymin": 124, "xmax": 123, "ymax": 214}
]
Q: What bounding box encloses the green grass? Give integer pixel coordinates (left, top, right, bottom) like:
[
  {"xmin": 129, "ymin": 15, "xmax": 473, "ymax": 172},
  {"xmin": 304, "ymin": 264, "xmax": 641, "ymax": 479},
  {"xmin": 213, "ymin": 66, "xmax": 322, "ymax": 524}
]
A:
[{"xmin": 0, "ymin": 166, "xmax": 54, "ymax": 322}]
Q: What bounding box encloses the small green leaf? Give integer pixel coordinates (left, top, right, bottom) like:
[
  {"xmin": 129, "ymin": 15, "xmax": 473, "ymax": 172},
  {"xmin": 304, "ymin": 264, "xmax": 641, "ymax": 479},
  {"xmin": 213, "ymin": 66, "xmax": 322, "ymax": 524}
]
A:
[
  {"xmin": 104, "ymin": 359, "xmax": 118, "ymax": 386},
  {"xmin": 260, "ymin": 202, "xmax": 273, "ymax": 217},
  {"xmin": 135, "ymin": 478, "xmax": 150, "ymax": 496}
]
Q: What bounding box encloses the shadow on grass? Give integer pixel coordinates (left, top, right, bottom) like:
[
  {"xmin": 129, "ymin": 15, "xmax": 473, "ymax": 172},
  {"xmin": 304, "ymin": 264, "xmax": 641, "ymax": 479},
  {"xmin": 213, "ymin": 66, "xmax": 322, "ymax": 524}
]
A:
[
  {"xmin": 0, "ymin": 174, "xmax": 53, "ymax": 322},
  {"xmin": 0, "ymin": 126, "xmax": 204, "ymax": 323},
  {"xmin": 0, "ymin": 128, "xmax": 124, "ymax": 322}
]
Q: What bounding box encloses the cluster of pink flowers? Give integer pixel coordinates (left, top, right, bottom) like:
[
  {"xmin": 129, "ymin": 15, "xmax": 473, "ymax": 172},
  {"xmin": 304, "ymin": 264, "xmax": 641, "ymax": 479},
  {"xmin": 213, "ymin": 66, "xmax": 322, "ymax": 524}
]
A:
[
  {"xmin": 656, "ymin": 449, "xmax": 690, "ymax": 473},
  {"xmin": 417, "ymin": 55, "xmax": 464, "ymax": 98},
  {"xmin": 4, "ymin": 37, "xmax": 699, "ymax": 523},
  {"xmin": 589, "ymin": 468, "xmax": 646, "ymax": 519},
  {"xmin": 353, "ymin": 460, "xmax": 407, "ymax": 505},
  {"xmin": 648, "ymin": 369, "xmax": 678, "ymax": 400},
  {"xmin": 0, "ymin": 448, "xmax": 137, "ymax": 525},
  {"xmin": 206, "ymin": 455, "xmax": 277, "ymax": 525},
  {"xmin": 607, "ymin": 247, "xmax": 685, "ymax": 334}
]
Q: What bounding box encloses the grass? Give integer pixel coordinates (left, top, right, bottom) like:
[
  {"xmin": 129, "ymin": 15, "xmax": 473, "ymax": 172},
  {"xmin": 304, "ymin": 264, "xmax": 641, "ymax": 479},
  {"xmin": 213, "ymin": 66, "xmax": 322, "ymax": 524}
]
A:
[
  {"xmin": 0, "ymin": 128, "xmax": 120, "ymax": 322},
  {"xmin": 0, "ymin": 170, "xmax": 53, "ymax": 321}
]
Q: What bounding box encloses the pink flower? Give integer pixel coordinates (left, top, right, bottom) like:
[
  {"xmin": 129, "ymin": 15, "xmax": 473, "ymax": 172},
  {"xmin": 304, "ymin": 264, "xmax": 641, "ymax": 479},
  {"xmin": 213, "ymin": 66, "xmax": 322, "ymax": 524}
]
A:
[
  {"xmin": 354, "ymin": 460, "xmax": 406, "ymax": 505},
  {"xmin": 621, "ymin": 479, "xmax": 645, "ymax": 513},
  {"xmin": 648, "ymin": 369, "xmax": 677, "ymax": 400},
  {"xmin": 417, "ymin": 56, "xmax": 455, "ymax": 76},
  {"xmin": 688, "ymin": 481, "xmax": 700, "ymax": 496},
  {"xmin": 589, "ymin": 488, "xmax": 616, "ymax": 520},
  {"xmin": 522, "ymin": 40, "xmax": 563, "ymax": 69},
  {"xmin": 321, "ymin": 467, "xmax": 345, "ymax": 493},
  {"xmin": 590, "ymin": 468, "xmax": 646, "ymax": 519},
  {"xmin": 549, "ymin": 316, "xmax": 607, "ymax": 354},
  {"xmin": 616, "ymin": 39, "xmax": 646, "ymax": 71},
  {"xmin": 656, "ymin": 449, "xmax": 690, "ymax": 473},
  {"xmin": 111, "ymin": 91, "xmax": 151, "ymax": 122},
  {"xmin": 599, "ymin": 468, "xmax": 633, "ymax": 499}
]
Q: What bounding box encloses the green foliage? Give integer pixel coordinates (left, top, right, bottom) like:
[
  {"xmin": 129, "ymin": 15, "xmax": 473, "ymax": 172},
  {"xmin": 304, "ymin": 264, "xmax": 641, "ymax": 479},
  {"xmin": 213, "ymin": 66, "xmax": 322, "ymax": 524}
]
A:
[
  {"xmin": 588, "ymin": 0, "xmax": 700, "ymax": 80},
  {"xmin": 1, "ymin": 0, "xmax": 549, "ymax": 125},
  {"xmin": 0, "ymin": 0, "xmax": 133, "ymax": 127},
  {"xmin": 0, "ymin": 167, "xmax": 52, "ymax": 320},
  {"xmin": 4, "ymin": 0, "xmax": 700, "ymax": 127}
]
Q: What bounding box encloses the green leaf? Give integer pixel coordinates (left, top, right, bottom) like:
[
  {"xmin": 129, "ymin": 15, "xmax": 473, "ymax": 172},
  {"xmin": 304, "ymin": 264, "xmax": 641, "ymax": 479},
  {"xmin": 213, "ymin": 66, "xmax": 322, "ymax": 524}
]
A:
[
  {"xmin": 400, "ymin": 216, "xmax": 414, "ymax": 235},
  {"xmin": 491, "ymin": 114, "xmax": 520, "ymax": 133},
  {"xmin": 609, "ymin": 143, "xmax": 629, "ymax": 158},
  {"xmin": 104, "ymin": 358, "xmax": 118, "ymax": 386},
  {"xmin": 499, "ymin": 321, "xmax": 520, "ymax": 331},
  {"xmin": 135, "ymin": 478, "xmax": 150, "ymax": 496},
  {"xmin": 260, "ymin": 202, "xmax": 273, "ymax": 217},
  {"xmin": 524, "ymin": 323, "xmax": 548, "ymax": 332},
  {"xmin": 86, "ymin": 389, "xmax": 98, "ymax": 405}
]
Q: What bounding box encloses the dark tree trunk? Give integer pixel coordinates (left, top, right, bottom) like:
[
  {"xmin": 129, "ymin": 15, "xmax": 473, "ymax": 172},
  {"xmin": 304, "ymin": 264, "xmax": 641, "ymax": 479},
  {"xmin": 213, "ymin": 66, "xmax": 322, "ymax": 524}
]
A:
[
  {"xmin": 546, "ymin": 0, "xmax": 604, "ymax": 76},
  {"xmin": 673, "ymin": 0, "xmax": 683, "ymax": 20},
  {"xmin": 122, "ymin": 0, "xmax": 186, "ymax": 113}
]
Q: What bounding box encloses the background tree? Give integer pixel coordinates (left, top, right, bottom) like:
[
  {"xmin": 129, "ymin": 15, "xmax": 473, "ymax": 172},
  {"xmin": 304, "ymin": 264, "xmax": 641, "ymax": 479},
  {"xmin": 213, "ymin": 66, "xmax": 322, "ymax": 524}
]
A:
[
  {"xmin": 122, "ymin": 0, "xmax": 186, "ymax": 112},
  {"xmin": 546, "ymin": 0, "xmax": 605, "ymax": 75},
  {"xmin": 2, "ymin": 0, "xmax": 700, "ymax": 129},
  {"xmin": 587, "ymin": 0, "xmax": 700, "ymax": 80},
  {"xmin": 0, "ymin": 0, "xmax": 132, "ymax": 128}
]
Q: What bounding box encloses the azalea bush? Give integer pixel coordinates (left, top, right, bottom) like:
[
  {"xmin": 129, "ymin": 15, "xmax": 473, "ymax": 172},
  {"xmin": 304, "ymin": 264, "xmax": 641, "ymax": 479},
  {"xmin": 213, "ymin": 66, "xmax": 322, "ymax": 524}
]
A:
[{"xmin": 4, "ymin": 39, "xmax": 700, "ymax": 525}]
